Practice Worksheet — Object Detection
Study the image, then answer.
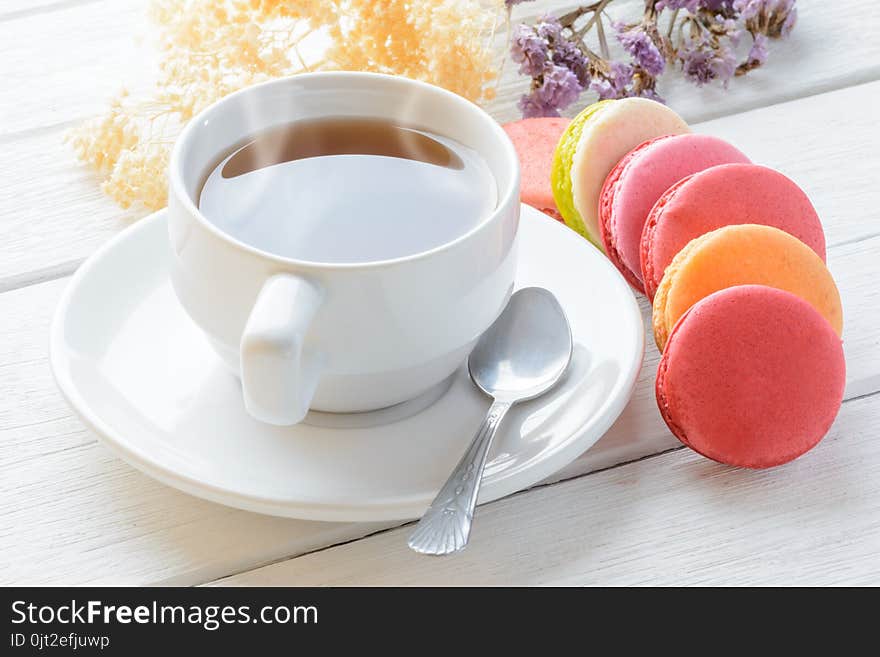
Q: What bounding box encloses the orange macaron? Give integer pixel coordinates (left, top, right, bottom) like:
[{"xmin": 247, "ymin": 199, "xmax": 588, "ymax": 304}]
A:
[{"xmin": 652, "ymin": 224, "xmax": 843, "ymax": 350}]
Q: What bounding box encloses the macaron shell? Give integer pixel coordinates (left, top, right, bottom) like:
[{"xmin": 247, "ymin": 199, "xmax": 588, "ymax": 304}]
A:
[
  {"xmin": 652, "ymin": 224, "xmax": 843, "ymax": 350},
  {"xmin": 656, "ymin": 285, "xmax": 845, "ymax": 469},
  {"xmin": 570, "ymin": 98, "xmax": 689, "ymax": 250},
  {"xmin": 599, "ymin": 134, "xmax": 750, "ymax": 291},
  {"xmin": 641, "ymin": 163, "xmax": 827, "ymax": 300},
  {"xmin": 598, "ymin": 137, "xmax": 667, "ymax": 291},
  {"xmin": 551, "ymin": 101, "xmax": 612, "ymax": 241},
  {"xmin": 503, "ymin": 117, "xmax": 571, "ymax": 221}
]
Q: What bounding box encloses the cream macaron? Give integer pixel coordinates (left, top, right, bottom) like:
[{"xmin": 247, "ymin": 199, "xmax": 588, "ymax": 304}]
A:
[{"xmin": 551, "ymin": 98, "xmax": 689, "ymax": 249}]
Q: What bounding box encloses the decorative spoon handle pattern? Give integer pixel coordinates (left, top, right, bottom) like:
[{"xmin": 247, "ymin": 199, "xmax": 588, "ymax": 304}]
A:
[{"xmin": 408, "ymin": 400, "xmax": 513, "ymax": 556}]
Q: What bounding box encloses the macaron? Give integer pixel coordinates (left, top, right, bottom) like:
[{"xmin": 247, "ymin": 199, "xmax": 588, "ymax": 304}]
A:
[
  {"xmin": 656, "ymin": 285, "xmax": 845, "ymax": 469},
  {"xmin": 599, "ymin": 134, "xmax": 750, "ymax": 292},
  {"xmin": 551, "ymin": 98, "xmax": 689, "ymax": 249},
  {"xmin": 641, "ymin": 163, "xmax": 826, "ymax": 300},
  {"xmin": 503, "ymin": 117, "xmax": 571, "ymax": 221},
  {"xmin": 653, "ymin": 224, "xmax": 843, "ymax": 350}
]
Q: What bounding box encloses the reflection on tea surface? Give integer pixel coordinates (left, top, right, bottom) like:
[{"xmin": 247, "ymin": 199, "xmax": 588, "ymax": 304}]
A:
[{"xmin": 199, "ymin": 117, "xmax": 497, "ymax": 263}]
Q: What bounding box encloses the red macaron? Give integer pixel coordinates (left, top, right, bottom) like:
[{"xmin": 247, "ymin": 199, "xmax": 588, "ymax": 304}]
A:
[
  {"xmin": 656, "ymin": 285, "xmax": 845, "ymax": 469},
  {"xmin": 640, "ymin": 163, "xmax": 827, "ymax": 300}
]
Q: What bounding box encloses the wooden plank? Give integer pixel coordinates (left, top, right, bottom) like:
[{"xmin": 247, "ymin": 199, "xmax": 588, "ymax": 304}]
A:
[
  {"xmin": 211, "ymin": 391, "xmax": 880, "ymax": 586},
  {"xmin": 0, "ymin": 0, "xmax": 149, "ymax": 137},
  {"xmin": 1, "ymin": 232, "xmax": 876, "ymax": 585},
  {"xmin": 0, "ymin": 128, "xmax": 141, "ymax": 294}
]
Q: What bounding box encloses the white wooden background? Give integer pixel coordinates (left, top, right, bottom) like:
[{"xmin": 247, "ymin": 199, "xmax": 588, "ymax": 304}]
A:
[{"xmin": 1, "ymin": 0, "xmax": 878, "ymax": 586}]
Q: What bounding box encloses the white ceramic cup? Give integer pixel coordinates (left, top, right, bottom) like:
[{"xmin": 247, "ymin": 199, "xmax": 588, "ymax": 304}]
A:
[{"xmin": 168, "ymin": 72, "xmax": 520, "ymax": 425}]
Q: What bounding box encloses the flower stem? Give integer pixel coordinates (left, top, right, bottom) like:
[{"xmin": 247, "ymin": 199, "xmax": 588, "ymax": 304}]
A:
[
  {"xmin": 557, "ymin": 1, "xmax": 606, "ymax": 29},
  {"xmin": 667, "ymin": 8, "xmax": 679, "ymax": 39},
  {"xmin": 595, "ymin": 9, "xmax": 610, "ymax": 59}
]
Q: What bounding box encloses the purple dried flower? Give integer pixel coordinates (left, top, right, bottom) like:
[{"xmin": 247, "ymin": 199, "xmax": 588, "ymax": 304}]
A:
[
  {"xmin": 590, "ymin": 61, "xmax": 633, "ymax": 100},
  {"xmin": 518, "ymin": 64, "xmax": 583, "ymax": 118},
  {"xmin": 679, "ymin": 36, "xmax": 736, "ymax": 87},
  {"xmin": 781, "ymin": 6, "xmax": 797, "ymax": 36},
  {"xmin": 702, "ymin": 0, "xmax": 733, "ymax": 10},
  {"xmin": 733, "ymin": 0, "xmax": 797, "ymax": 28},
  {"xmin": 552, "ymin": 38, "xmax": 590, "ymax": 87},
  {"xmin": 746, "ymin": 33, "xmax": 769, "ymax": 66},
  {"xmin": 711, "ymin": 46, "xmax": 737, "ymax": 89},
  {"xmin": 718, "ymin": 16, "xmax": 743, "ymax": 46},
  {"xmin": 732, "ymin": 0, "xmax": 762, "ymax": 20},
  {"xmin": 510, "ymin": 23, "xmax": 549, "ymax": 77},
  {"xmin": 656, "ymin": 0, "xmax": 700, "ymax": 11},
  {"xmin": 536, "ymin": 15, "xmax": 563, "ymax": 42},
  {"xmin": 509, "ymin": 0, "xmax": 797, "ymax": 118},
  {"xmin": 615, "ymin": 23, "xmax": 666, "ymax": 77},
  {"xmin": 711, "ymin": 43, "xmax": 738, "ymax": 85},
  {"xmin": 680, "ymin": 47, "xmax": 714, "ymax": 85}
]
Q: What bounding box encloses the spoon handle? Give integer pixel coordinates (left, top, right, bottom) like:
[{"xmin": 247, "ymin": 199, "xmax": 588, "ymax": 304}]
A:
[{"xmin": 408, "ymin": 399, "xmax": 512, "ymax": 555}]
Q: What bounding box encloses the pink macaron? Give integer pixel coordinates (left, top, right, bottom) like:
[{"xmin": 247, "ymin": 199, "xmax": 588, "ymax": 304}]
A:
[
  {"xmin": 598, "ymin": 134, "xmax": 749, "ymax": 293},
  {"xmin": 656, "ymin": 285, "xmax": 845, "ymax": 469},
  {"xmin": 503, "ymin": 117, "xmax": 570, "ymax": 221},
  {"xmin": 640, "ymin": 163, "xmax": 827, "ymax": 300}
]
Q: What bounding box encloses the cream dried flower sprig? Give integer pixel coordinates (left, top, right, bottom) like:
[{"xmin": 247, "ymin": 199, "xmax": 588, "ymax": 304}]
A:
[{"xmin": 69, "ymin": 0, "xmax": 504, "ymax": 211}]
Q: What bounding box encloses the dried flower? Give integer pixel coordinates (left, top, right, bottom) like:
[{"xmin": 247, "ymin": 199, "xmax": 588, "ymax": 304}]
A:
[
  {"xmin": 734, "ymin": 0, "xmax": 797, "ymax": 36},
  {"xmin": 679, "ymin": 31, "xmax": 737, "ymax": 86},
  {"xmin": 746, "ymin": 32, "xmax": 769, "ymax": 66},
  {"xmin": 519, "ymin": 64, "xmax": 583, "ymax": 118},
  {"xmin": 590, "ymin": 61, "xmax": 633, "ymax": 100},
  {"xmin": 510, "ymin": 0, "xmax": 797, "ymax": 117},
  {"xmin": 70, "ymin": 0, "xmax": 505, "ymax": 211},
  {"xmin": 552, "ymin": 38, "xmax": 591, "ymax": 87},
  {"xmin": 702, "ymin": 1, "xmax": 734, "ymax": 10},
  {"xmin": 536, "ymin": 14, "xmax": 564, "ymax": 41},
  {"xmin": 781, "ymin": 7, "xmax": 798, "ymax": 37},
  {"xmin": 511, "ymin": 23, "xmax": 550, "ymax": 77},
  {"xmin": 615, "ymin": 22, "xmax": 665, "ymax": 77},
  {"xmin": 513, "ymin": 13, "xmax": 592, "ymax": 116},
  {"xmin": 656, "ymin": 1, "xmax": 700, "ymax": 12}
]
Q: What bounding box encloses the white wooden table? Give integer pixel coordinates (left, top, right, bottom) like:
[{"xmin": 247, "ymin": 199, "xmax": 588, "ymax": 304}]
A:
[{"xmin": 2, "ymin": 0, "xmax": 879, "ymax": 586}]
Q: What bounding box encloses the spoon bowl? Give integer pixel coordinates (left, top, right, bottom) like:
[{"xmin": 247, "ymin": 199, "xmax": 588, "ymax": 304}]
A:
[{"xmin": 469, "ymin": 287, "xmax": 573, "ymax": 402}]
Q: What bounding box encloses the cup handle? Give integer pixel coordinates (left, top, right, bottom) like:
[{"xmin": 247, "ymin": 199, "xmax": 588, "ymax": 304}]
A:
[{"xmin": 240, "ymin": 273, "xmax": 323, "ymax": 426}]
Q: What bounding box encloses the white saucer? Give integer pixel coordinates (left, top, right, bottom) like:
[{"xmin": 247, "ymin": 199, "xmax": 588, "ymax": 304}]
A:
[{"xmin": 50, "ymin": 205, "xmax": 644, "ymax": 521}]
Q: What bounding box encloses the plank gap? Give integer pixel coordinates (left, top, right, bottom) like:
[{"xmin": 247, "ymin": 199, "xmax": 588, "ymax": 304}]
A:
[
  {"xmin": 0, "ymin": 259, "xmax": 84, "ymax": 294},
  {"xmin": 830, "ymin": 230, "xmax": 880, "ymax": 250}
]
